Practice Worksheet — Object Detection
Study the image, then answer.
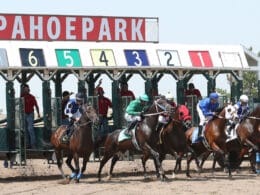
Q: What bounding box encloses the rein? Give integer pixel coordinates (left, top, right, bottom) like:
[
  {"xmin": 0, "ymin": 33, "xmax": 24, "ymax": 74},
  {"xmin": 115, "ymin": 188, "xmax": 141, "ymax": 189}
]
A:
[
  {"xmin": 246, "ymin": 116, "xmax": 260, "ymax": 120},
  {"xmin": 76, "ymin": 120, "xmax": 92, "ymax": 127},
  {"xmin": 143, "ymin": 100, "xmax": 170, "ymax": 117}
]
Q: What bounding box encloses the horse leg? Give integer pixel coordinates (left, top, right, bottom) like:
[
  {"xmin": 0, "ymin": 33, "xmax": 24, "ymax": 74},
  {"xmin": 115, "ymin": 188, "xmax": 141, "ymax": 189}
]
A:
[
  {"xmin": 108, "ymin": 154, "xmax": 120, "ymax": 180},
  {"xmin": 98, "ymin": 151, "xmax": 115, "ymax": 182},
  {"xmin": 245, "ymin": 139, "xmax": 259, "ymax": 151},
  {"xmin": 55, "ymin": 150, "xmax": 66, "ymax": 179},
  {"xmin": 77, "ymin": 152, "xmax": 92, "ymax": 182},
  {"xmin": 69, "ymin": 154, "xmax": 80, "ymax": 182},
  {"xmin": 141, "ymin": 152, "xmax": 151, "ymax": 179},
  {"xmin": 188, "ymin": 146, "xmax": 202, "ymax": 173},
  {"xmin": 65, "ymin": 154, "xmax": 75, "ymax": 173},
  {"xmin": 200, "ymin": 151, "xmax": 211, "ymax": 170},
  {"xmin": 143, "ymin": 143, "xmax": 166, "ymax": 181}
]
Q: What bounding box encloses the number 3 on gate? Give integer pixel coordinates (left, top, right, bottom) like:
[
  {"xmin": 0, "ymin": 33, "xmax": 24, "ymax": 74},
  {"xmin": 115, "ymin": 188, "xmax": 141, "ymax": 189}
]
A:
[{"xmin": 124, "ymin": 50, "xmax": 149, "ymax": 66}]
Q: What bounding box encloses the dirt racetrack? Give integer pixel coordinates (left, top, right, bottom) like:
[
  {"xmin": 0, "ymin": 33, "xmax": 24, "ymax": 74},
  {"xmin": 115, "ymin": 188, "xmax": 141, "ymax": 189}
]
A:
[{"xmin": 1, "ymin": 157, "xmax": 260, "ymax": 195}]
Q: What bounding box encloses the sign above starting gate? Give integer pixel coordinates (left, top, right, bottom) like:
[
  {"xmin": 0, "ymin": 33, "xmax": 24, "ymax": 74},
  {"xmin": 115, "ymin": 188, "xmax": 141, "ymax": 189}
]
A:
[{"xmin": 0, "ymin": 13, "xmax": 158, "ymax": 42}]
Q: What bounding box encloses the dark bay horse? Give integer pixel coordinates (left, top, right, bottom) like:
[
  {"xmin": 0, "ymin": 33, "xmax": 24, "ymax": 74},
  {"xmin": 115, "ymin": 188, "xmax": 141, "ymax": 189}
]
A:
[
  {"xmin": 184, "ymin": 104, "xmax": 237, "ymax": 177},
  {"xmin": 235, "ymin": 105, "xmax": 260, "ymax": 172},
  {"xmin": 97, "ymin": 98, "xmax": 173, "ymax": 181},
  {"xmin": 144, "ymin": 104, "xmax": 200, "ymax": 178},
  {"xmin": 51, "ymin": 104, "xmax": 98, "ymax": 182}
]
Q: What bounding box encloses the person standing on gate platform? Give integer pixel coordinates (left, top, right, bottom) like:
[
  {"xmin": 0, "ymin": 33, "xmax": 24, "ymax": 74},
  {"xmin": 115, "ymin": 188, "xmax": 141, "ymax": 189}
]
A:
[
  {"xmin": 124, "ymin": 94, "xmax": 149, "ymax": 136},
  {"xmin": 185, "ymin": 83, "xmax": 202, "ymax": 104},
  {"xmin": 62, "ymin": 92, "xmax": 84, "ymax": 143},
  {"xmin": 197, "ymin": 92, "xmax": 219, "ymax": 137},
  {"xmin": 61, "ymin": 91, "xmax": 73, "ymax": 125},
  {"xmin": 21, "ymin": 84, "xmax": 40, "ymax": 149},
  {"xmin": 120, "ymin": 82, "xmax": 135, "ymax": 100},
  {"xmin": 96, "ymin": 86, "xmax": 112, "ymax": 137}
]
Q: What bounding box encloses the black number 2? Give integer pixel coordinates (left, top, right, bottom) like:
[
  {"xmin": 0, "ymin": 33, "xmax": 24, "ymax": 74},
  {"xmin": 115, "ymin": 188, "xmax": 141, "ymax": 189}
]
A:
[{"xmin": 164, "ymin": 52, "xmax": 174, "ymax": 66}]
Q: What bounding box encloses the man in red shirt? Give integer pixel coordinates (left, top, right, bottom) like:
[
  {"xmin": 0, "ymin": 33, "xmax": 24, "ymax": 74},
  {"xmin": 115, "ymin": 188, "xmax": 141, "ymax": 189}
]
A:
[
  {"xmin": 120, "ymin": 82, "xmax": 135, "ymax": 100},
  {"xmin": 184, "ymin": 83, "xmax": 202, "ymax": 105},
  {"xmin": 96, "ymin": 87, "xmax": 112, "ymax": 137},
  {"xmin": 21, "ymin": 84, "xmax": 40, "ymax": 149}
]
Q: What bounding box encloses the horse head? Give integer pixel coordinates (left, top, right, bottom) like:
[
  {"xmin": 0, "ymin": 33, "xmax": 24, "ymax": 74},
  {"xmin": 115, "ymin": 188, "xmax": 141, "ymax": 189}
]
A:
[
  {"xmin": 213, "ymin": 104, "xmax": 237, "ymax": 121},
  {"xmin": 78, "ymin": 104, "xmax": 99, "ymax": 125},
  {"xmin": 176, "ymin": 104, "xmax": 192, "ymax": 129}
]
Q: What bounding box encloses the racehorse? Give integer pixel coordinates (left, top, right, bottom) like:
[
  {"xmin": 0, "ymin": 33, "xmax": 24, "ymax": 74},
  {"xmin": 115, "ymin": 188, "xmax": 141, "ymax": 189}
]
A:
[
  {"xmin": 184, "ymin": 104, "xmax": 237, "ymax": 177},
  {"xmin": 235, "ymin": 105, "xmax": 260, "ymax": 172},
  {"xmin": 97, "ymin": 98, "xmax": 173, "ymax": 181},
  {"xmin": 143, "ymin": 104, "xmax": 200, "ymax": 178},
  {"xmin": 50, "ymin": 104, "xmax": 98, "ymax": 182}
]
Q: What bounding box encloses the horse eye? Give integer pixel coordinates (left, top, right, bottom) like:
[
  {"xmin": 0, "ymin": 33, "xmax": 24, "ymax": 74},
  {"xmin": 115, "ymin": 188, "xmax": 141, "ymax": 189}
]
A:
[
  {"xmin": 227, "ymin": 108, "xmax": 231, "ymax": 112},
  {"xmin": 180, "ymin": 112, "xmax": 184, "ymax": 116}
]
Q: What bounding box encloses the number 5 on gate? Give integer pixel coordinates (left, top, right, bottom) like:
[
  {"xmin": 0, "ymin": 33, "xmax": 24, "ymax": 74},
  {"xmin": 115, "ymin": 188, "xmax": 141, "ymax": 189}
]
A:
[{"xmin": 55, "ymin": 49, "xmax": 82, "ymax": 67}]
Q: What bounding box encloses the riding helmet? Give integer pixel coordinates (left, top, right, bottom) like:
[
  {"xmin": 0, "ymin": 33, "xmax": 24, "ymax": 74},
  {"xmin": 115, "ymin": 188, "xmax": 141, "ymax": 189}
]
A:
[
  {"xmin": 209, "ymin": 92, "xmax": 219, "ymax": 100},
  {"xmin": 140, "ymin": 94, "xmax": 149, "ymax": 102},
  {"xmin": 239, "ymin": 94, "xmax": 249, "ymax": 103},
  {"xmin": 76, "ymin": 93, "xmax": 84, "ymax": 101}
]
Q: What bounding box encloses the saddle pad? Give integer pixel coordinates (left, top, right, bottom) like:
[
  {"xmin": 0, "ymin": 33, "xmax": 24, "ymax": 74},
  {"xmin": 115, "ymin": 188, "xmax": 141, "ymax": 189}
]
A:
[
  {"xmin": 191, "ymin": 127, "xmax": 204, "ymax": 144},
  {"xmin": 118, "ymin": 129, "xmax": 132, "ymax": 142}
]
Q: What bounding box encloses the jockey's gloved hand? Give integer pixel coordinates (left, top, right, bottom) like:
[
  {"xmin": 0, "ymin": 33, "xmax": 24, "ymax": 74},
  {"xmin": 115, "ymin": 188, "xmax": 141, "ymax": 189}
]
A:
[{"xmin": 140, "ymin": 111, "xmax": 145, "ymax": 120}]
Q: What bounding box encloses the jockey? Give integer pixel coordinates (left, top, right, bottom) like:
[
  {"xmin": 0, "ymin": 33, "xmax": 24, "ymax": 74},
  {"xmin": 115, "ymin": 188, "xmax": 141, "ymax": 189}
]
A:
[
  {"xmin": 235, "ymin": 94, "xmax": 250, "ymax": 121},
  {"xmin": 227, "ymin": 94, "xmax": 250, "ymax": 136},
  {"xmin": 124, "ymin": 94, "xmax": 149, "ymax": 136},
  {"xmin": 197, "ymin": 92, "xmax": 219, "ymax": 137},
  {"xmin": 62, "ymin": 92, "xmax": 84, "ymax": 143},
  {"xmin": 156, "ymin": 92, "xmax": 176, "ymax": 132}
]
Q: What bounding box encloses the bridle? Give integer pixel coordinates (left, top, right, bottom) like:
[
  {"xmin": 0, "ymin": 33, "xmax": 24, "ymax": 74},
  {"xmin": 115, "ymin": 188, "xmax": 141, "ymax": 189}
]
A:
[
  {"xmin": 76, "ymin": 106, "xmax": 98, "ymax": 127},
  {"xmin": 143, "ymin": 99, "xmax": 174, "ymax": 117}
]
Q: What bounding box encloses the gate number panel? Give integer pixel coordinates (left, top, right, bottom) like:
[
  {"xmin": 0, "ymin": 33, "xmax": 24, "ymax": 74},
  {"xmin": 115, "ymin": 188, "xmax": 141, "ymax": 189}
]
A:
[
  {"xmin": 90, "ymin": 49, "xmax": 116, "ymax": 66},
  {"xmin": 189, "ymin": 51, "xmax": 213, "ymax": 67},
  {"xmin": 55, "ymin": 49, "xmax": 82, "ymax": 67},
  {"xmin": 19, "ymin": 48, "xmax": 46, "ymax": 67},
  {"xmin": 157, "ymin": 50, "xmax": 181, "ymax": 66},
  {"xmin": 124, "ymin": 49, "xmax": 149, "ymax": 66}
]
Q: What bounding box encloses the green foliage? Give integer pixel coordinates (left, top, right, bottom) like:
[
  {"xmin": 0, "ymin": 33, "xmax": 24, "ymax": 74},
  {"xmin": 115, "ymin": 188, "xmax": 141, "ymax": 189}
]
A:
[{"xmin": 243, "ymin": 71, "xmax": 258, "ymax": 98}]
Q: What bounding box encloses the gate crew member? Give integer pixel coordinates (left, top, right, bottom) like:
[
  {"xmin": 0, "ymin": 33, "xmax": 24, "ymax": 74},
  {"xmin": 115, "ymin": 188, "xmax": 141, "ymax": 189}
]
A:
[
  {"xmin": 96, "ymin": 87, "xmax": 112, "ymax": 137},
  {"xmin": 62, "ymin": 93, "xmax": 84, "ymax": 143},
  {"xmin": 197, "ymin": 92, "xmax": 219, "ymax": 137},
  {"xmin": 21, "ymin": 84, "xmax": 41, "ymax": 149},
  {"xmin": 124, "ymin": 94, "xmax": 149, "ymax": 136}
]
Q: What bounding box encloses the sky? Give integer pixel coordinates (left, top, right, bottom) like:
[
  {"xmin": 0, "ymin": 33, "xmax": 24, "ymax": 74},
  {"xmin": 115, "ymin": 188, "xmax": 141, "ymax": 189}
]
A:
[{"xmin": 0, "ymin": 0, "xmax": 260, "ymax": 113}]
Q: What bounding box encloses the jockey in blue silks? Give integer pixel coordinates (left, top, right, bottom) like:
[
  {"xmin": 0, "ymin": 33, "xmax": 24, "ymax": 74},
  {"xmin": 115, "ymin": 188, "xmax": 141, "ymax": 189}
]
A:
[
  {"xmin": 62, "ymin": 92, "xmax": 84, "ymax": 143},
  {"xmin": 196, "ymin": 92, "xmax": 220, "ymax": 137},
  {"xmin": 227, "ymin": 94, "xmax": 250, "ymax": 137}
]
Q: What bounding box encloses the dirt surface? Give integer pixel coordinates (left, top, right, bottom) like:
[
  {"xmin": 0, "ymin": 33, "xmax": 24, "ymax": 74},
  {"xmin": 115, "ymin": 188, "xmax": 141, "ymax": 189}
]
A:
[{"xmin": 0, "ymin": 157, "xmax": 260, "ymax": 195}]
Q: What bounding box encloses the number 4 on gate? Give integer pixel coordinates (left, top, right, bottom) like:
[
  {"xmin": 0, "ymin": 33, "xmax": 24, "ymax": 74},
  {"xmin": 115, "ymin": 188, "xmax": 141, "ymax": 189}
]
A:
[{"xmin": 90, "ymin": 49, "xmax": 116, "ymax": 66}]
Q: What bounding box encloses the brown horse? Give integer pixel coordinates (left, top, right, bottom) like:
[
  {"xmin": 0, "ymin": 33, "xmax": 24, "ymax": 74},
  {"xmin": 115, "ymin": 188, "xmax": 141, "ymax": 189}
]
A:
[
  {"xmin": 184, "ymin": 104, "xmax": 237, "ymax": 177},
  {"xmin": 143, "ymin": 104, "xmax": 200, "ymax": 178},
  {"xmin": 235, "ymin": 105, "xmax": 260, "ymax": 172},
  {"xmin": 51, "ymin": 104, "xmax": 98, "ymax": 182},
  {"xmin": 97, "ymin": 98, "xmax": 173, "ymax": 181}
]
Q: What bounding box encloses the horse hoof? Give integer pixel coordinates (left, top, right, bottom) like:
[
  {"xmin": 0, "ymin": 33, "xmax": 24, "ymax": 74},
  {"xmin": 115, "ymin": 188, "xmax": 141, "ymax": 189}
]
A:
[
  {"xmin": 172, "ymin": 173, "xmax": 176, "ymax": 179},
  {"xmin": 106, "ymin": 175, "xmax": 112, "ymax": 180}
]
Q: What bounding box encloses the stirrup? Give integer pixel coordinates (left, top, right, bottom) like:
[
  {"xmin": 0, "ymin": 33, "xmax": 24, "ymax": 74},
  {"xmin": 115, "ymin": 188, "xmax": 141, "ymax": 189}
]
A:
[{"xmin": 62, "ymin": 135, "xmax": 69, "ymax": 143}]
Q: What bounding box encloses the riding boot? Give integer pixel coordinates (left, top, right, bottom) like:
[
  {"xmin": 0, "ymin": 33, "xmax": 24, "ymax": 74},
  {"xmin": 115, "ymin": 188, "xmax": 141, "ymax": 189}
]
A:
[
  {"xmin": 62, "ymin": 121, "xmax": 74, "ymax": 143},
  {"xmin": 125, "ymin": 120, "xmax": 138, "ymax": 136},
  {"xmin": 198, "ymin": 125, "xmax": 203, "ymax": 137},
  {"xmin": 156, "ymin": 123, "xmax": 163, "ymax": 132}
]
